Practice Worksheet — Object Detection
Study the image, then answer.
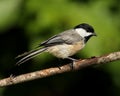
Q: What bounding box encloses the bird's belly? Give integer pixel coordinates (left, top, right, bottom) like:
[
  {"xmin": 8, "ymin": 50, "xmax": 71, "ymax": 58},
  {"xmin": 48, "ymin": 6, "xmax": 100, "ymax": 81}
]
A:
[{"xmin": 47, "ymin": 42, "xmax": 85, "ymax": 59}]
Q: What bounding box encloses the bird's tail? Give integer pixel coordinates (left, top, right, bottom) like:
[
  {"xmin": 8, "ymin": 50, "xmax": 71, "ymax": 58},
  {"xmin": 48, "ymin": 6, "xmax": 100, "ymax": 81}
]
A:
[{"xmin": 16, "ymin": 47, "xmax": 47, "ymax": 65}]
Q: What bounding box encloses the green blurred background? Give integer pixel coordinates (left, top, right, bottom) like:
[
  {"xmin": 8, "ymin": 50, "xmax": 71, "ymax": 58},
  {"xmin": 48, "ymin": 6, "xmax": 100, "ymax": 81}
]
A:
[{"xmin": 0, "ymin": 0, "xmax": 120, "ymax": 96}]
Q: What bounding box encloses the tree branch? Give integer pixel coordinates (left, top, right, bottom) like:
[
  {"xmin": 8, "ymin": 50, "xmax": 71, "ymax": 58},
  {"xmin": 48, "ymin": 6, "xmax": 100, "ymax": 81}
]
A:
[{"xmin": 0, "ymin": 51, "xmax": 120, "ymax": 87}]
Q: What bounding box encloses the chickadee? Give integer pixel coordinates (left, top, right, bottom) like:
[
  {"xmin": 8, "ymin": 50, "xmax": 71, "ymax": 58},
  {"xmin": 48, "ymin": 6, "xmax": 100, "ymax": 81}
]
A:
[{"xmin": 16, "ymin": 23, "xmax": 97, "ymax": 65}]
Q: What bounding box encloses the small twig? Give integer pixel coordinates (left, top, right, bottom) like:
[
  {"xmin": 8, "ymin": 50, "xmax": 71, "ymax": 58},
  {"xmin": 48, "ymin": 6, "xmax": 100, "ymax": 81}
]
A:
[{"xmin": 0, "ymin": 51, "xmax": 120, "ymax": 87}]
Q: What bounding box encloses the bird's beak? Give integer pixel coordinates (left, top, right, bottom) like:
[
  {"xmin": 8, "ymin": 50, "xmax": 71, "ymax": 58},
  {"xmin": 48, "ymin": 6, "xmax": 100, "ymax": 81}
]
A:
[{"xmin": 93, "ymin": 32, "xmax": 97, "ymax": 36}]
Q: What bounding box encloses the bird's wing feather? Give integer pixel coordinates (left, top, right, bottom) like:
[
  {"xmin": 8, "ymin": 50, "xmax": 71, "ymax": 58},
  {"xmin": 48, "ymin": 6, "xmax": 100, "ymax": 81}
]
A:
[
  {"xmin": 40, "ymin": 35, "xmax": 64, "ymax": 47},
  {"xmin": 40, "ymin": 29, "xmax": 83, "ymax": 47}
]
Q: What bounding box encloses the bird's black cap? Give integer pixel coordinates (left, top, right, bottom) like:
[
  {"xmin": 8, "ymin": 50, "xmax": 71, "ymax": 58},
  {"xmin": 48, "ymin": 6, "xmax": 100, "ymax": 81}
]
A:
[{"xmin": 74, "ymin": 23, "xmax": 95, "ymax": 33}]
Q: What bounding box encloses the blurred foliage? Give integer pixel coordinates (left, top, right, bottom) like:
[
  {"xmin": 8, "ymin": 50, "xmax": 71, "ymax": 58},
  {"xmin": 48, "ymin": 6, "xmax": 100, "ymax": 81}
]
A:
[
  {"xmin": 0, "ymin": 0, "xmax": 21, "ymax": 32},
  {"xmin": 0, "ymin": 0, "xmax": 120, "ymax": 96}
]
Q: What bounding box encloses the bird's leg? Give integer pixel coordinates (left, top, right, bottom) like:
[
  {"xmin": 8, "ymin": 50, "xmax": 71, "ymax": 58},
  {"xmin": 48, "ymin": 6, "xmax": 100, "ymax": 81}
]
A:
[
  {"xmin": 58, "ymin": 58, "xmax": 62, "ymax": 70},
  {"xmin": 66, "ymin": 57, "xmax": 78, "ymax": 69},
  {"xmin": 67, "ymin": 57, "xmax": 77, "ymax": 61}
]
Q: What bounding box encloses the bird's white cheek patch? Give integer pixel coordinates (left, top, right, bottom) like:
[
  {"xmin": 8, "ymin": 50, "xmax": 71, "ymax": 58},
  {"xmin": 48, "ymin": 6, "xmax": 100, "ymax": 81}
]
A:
[{"xmin": 75, "ymin": 28, "xmax": 92, "ymax": 37}]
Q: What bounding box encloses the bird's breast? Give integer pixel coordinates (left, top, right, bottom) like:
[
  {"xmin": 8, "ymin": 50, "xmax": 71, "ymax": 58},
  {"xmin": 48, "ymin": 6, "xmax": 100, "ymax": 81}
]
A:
[{"xmin": 47, "ymin": 41, "xmax": 85, "ymax": 58}]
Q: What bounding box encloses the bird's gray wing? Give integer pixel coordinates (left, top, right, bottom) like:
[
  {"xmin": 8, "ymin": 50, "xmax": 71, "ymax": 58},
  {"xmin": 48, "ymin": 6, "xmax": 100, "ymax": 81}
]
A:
[
  {"xmin": 40, "ymin": 29, "xmax": 83, "ymax": 47},
  {"xmin": 40, "ymin": 35, "xmax": 65, "ymax": 47},
  {"xmin": 60, "ymin": 29, "xmax": 83, "ymax": 44}
]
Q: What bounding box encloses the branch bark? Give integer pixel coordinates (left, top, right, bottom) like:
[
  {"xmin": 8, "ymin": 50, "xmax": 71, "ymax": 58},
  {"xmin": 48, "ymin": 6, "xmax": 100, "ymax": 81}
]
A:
[{"xmin": 0, "ymin": 51, "xmax": 120, "ymax": 87}]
